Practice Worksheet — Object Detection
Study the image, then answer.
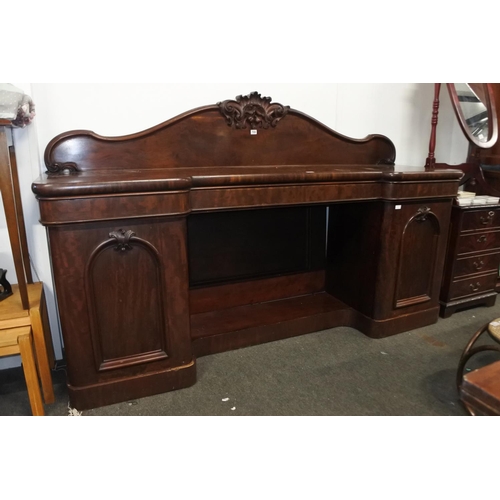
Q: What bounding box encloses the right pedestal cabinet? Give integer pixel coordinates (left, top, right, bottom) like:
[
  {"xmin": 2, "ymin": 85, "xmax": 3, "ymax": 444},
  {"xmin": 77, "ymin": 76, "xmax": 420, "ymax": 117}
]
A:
[{"xmin": 440, "ymin": 204, "xmax": 500, "ymax": 318}]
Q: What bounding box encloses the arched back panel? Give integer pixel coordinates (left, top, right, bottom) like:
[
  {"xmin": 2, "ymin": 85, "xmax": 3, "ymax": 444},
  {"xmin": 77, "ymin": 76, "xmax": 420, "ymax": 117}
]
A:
[{"xmin": 44, "ymin": 92, "xmax": 396, "ymax": 173}]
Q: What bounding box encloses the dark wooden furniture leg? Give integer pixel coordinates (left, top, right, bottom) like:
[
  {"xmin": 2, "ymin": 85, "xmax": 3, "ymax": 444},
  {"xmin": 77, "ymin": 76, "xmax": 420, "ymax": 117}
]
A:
[
  {"xmin": 0, "ymin": 126, "xmax": 29, "ymax": 309},
  {"xmin": 8, "ymin": 145, "xmax": 33, "ymax": 284}
]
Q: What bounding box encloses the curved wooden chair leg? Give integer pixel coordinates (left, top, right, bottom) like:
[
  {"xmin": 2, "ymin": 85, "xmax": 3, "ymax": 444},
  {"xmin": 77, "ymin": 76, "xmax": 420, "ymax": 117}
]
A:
[
  {"xmin": 456, "ymin": 320, "xmax": 500, "ymax": 415},
  {"xmin": 456, "ymin": 323, "xmax": 489, "ymax": 390}
]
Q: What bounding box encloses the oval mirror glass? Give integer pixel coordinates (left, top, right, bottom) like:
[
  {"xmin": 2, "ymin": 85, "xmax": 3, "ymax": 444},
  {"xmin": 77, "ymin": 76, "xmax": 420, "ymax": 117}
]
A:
[{"xmin": 447, "ymin": 83, "xmax": 498, "ymax": 148}]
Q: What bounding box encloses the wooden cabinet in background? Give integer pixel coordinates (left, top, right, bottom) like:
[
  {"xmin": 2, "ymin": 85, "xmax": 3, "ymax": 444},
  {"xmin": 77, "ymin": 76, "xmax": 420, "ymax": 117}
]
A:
[{"xmin": 440, "ymin": 204, "xmax": 500, "ymax": 318}]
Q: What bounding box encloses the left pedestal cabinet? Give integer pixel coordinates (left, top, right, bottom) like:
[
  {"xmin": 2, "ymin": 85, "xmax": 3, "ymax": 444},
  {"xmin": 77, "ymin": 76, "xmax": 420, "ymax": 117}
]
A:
[{"xmin": 46, "ymin": 215, "xmax": 196, "ymax": 409}]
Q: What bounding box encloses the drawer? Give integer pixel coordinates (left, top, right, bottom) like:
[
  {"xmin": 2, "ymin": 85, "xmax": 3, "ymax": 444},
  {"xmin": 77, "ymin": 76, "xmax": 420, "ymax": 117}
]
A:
[
  {"xmin": 454, "ymin": 252, "xmax": 500, "ymax": 278},
  {"xmin": 461, "ymin": 209, "xmax": 500, "ymax": 231},
  {"xmin": 457, "ymin": 230, "xmax": 500, "ymax": 255},
  {"xmin": 448, "ymin": 272, "xmax": 498, "ymax": 300}
]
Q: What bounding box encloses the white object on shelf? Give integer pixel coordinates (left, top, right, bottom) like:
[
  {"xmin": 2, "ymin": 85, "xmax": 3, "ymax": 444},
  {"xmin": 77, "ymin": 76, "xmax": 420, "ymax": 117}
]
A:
[
  {"xmin": 472, "ymin": 197, "xmax": 490, "ymax": 205},
  {"xmin": 457, "ymin": 191, "xmax": 476, "ymax": 198}
]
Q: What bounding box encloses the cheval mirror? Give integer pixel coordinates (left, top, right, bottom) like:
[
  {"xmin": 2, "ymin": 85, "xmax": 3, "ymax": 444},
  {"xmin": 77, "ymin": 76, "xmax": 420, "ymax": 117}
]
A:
[
  {"xmin": 434, "ymin": 84, "xmax": 500, "ymax": 414},
  {"xmin": 448, "ymin": 83, "xmax": 498, "ymax": 149},
  {"xmin": 430, "ymin": 83, "xmax": 500, "ymax": 315},
  {"xmin": 426, "ymin": 83, "xmax": 499, "ymax": 193}
]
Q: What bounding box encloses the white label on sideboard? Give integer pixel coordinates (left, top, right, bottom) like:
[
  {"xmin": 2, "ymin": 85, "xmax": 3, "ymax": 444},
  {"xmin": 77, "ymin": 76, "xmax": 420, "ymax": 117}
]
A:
[
  {"xmin": 250, "ymin": 129, "xmax": 257, "ymax": 135},
  {"xmin": 395, "ymin": 205, "xmax": 402, "ymax": 210}
]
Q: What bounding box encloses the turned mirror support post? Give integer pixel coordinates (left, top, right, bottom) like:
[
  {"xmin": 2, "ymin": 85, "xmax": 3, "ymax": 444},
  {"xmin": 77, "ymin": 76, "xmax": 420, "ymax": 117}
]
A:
[{"xmin": 425, "ymin": 83, "xmax": 442, "ymax": 171}]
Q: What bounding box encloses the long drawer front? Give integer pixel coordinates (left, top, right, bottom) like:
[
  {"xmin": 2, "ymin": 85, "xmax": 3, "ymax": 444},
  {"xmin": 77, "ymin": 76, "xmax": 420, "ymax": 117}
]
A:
[
  {"xmin": 454, "ymin": 252, "xmax": 500, "ymax": 278},
  {"xmin": 457, "ymin": 230, "xmax": 500, "ymax": 255},
  {"xmin": 461, "ymin": 209, "xmax": 500, "ymax": 232},
  {"xmin": 448, "ymin": 272, "xmax": 498, "ymax": 300}
]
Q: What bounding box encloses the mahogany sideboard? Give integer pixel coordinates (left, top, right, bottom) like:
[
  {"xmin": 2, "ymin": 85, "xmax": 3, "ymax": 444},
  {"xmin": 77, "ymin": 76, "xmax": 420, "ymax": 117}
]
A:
[{"xmin": 32, "ymin": 92, "xmax": 463, "ymax": 410}]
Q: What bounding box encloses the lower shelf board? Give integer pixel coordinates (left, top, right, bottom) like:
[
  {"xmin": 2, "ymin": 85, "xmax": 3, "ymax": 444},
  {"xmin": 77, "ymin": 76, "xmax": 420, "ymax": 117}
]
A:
[{"xmin": 190, "ymin": 292, "xmax": 352, "ymax": 356}]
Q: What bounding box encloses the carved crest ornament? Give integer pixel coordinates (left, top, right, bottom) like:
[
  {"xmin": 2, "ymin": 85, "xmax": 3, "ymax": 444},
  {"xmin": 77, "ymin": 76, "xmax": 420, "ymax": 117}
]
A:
[{"xmin": 217, "ymin": 92, "xmax": 290, "ymax": 129}]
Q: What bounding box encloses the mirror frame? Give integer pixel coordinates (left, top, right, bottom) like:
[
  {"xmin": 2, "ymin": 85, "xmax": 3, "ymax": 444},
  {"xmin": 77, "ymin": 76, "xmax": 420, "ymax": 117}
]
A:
[{"xmin": 447, "ymin": 83, "xmax": 498, "ymax": 149}]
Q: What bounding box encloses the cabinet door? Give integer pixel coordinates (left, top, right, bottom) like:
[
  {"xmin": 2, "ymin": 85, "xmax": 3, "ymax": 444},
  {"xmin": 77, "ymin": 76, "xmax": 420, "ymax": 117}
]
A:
[
  {"xmin": 326, "ymin": 200, "xmax": 452, "ymax": 322},
  {"xmin": 374, "ymin": 200, "xmax": 452, "ymax": 319},
  {"xmin": 48, "ymin": 217, "xmax": 192, "ymax": 387}
]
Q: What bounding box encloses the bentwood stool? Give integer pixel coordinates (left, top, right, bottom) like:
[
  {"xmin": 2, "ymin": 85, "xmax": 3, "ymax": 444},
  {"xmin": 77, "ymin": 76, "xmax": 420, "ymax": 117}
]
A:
[{"xmin": 456, "ymin": 318, "xmax": 500, "ymax": 415}]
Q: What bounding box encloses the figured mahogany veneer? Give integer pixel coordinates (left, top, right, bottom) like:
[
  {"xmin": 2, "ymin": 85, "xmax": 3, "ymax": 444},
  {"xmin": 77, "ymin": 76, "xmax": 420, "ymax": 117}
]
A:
[{"xmin": 32, "ymin": 92, "xmax": 463, "ymax": 410}]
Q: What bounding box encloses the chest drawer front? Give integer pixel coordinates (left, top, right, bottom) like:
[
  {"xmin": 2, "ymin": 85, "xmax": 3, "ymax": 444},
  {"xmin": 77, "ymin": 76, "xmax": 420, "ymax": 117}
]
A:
[
  {"xmin": 461, "ymin": 208, "xmax": 500, "ymax": 232},
  {"xmin": 454, "ymin": 252, "xmax": 500, "ymax": 278},
  {"xmin": 449, "ymin": 272, "xmax": 498, "ymax": 300},
  {"xmin": 457, "ymin": 230, "xmax": 500, "ymax": 255}
]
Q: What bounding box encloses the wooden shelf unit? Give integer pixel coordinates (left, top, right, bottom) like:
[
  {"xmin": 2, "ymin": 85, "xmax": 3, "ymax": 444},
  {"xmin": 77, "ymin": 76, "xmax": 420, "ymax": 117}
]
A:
[{"xmin": 0, "ymin": 121, "xmax": 55, "ymax": 415}]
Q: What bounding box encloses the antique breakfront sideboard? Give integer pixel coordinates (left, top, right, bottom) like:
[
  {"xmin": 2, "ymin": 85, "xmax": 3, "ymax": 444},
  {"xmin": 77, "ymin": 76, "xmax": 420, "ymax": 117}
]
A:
[{"xmin": 32, "ymin": 92, "xmax": 463, "ymax": 409}]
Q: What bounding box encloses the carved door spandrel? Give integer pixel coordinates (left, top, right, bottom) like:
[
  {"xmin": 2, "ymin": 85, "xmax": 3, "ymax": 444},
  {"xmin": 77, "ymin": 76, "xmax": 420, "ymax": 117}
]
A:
[{"xmin": 86, "ymin": 229, "xmax": 168, "ymax": 371}]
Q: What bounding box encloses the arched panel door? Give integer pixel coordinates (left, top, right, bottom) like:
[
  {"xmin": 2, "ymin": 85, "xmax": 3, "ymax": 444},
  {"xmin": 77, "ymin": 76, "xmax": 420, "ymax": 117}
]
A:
[
  {"xmin": 394, "ymin": 207, "xmax": 441, "ymax": 308},
  {"xmin": 85, "ymin": 229, "xmax": 168, "ymax": 372}
]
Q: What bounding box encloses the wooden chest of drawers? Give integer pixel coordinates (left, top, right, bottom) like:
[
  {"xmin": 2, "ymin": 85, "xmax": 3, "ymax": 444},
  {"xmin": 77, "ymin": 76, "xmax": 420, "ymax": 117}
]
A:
[{"xmin": 440, "ymin": 204, "xmax": 500, "ymax": 318}]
